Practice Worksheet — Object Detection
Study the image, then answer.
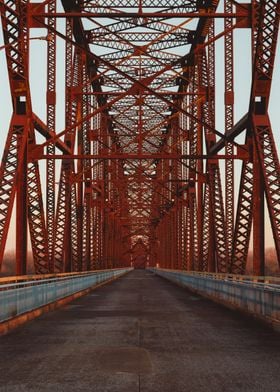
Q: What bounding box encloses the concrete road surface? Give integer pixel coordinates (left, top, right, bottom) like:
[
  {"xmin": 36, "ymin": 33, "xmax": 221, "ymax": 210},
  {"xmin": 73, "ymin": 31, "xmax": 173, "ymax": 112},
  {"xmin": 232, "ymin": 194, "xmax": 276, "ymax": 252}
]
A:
[{"xmin": 0, "ymin": 269, "xmax": 280, "ymax": 391}]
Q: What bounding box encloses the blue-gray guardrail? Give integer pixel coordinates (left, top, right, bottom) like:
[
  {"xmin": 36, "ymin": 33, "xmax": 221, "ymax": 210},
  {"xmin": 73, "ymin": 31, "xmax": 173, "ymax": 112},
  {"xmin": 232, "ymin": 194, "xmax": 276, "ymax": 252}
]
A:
[
  {"xmin": 0, "ymin": 268, "xmax": 132, "ymax": 322},
  {"xmin": 150, "ymin": 268, "xmax": 280, "ymax": 323}
]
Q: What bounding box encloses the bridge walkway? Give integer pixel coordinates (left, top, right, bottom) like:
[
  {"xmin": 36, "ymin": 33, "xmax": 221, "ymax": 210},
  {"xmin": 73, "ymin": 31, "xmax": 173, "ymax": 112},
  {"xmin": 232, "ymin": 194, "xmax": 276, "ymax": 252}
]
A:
[{"xmin": 0, "ymin": 269, "xmax": 280, "ymax": 391}]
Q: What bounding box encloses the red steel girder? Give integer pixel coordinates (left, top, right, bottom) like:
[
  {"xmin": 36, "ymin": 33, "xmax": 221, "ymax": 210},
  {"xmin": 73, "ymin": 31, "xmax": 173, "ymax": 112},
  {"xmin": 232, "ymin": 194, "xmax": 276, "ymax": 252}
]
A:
[{"xmin": 0, "ymin": 0, "xmax": 279, "ymax": 276}]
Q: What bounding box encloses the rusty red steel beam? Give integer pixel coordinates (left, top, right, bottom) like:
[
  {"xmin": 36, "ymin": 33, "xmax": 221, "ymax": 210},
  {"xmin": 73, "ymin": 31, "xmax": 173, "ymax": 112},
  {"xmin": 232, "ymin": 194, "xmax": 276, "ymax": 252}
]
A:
[
  {"xmin": 224, "ymin": 0, "xmax": 234, "ymax": 264},
  {"xmin": 0, "ymin": 0, "xmax": 49, "ymax": 274},
  {"xmin": 31, "ymin": 15, "xmax": 246, "ymax": 153},
  {"xmin": 249, "ymin": 0, "xmax": 280, "ymax": 271},
  {"xmin": 209, "ymin": 113, "xmax": 249, "ymax": 155},
  {"xmin": 0, "ymin": 0, "xmax": 279, "ymax": 276},
  {"xmin": 231, "ymin": 0, "xmax": 280, "ymax": 274},
  {"xmin": 32, "ymin": 113, "xmax": 71, "ymax": 154},
  {"xmin": 32, "ymin": 154, "xmax": 248, "ymax": 160},
  {"xmin": 34, "ymin": 12, "xmax": 248, "ymax": 18},
  {"xmin": 46, "ymin": 0, "xmax": 57, "ymax": 271}
]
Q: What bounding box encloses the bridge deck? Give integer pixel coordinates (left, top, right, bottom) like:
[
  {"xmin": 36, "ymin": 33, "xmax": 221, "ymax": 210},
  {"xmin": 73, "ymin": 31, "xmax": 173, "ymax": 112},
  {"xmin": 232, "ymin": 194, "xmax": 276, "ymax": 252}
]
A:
[{"xmin": 0, "ymin": 270, "xmax": 280, "ymax": 392}]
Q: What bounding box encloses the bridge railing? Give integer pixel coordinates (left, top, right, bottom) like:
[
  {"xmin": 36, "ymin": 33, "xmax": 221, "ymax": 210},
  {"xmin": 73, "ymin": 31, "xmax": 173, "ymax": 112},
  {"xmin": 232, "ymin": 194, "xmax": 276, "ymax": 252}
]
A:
[
  {"xmin": 168, "ymin": 270, "xmax": 280, "ymax": 287},
  {"xmin": 150, "ymin": 268, "xmax": 280, "ymax": 326},
  {"xmin": 0, "ymin": 268, "xmax": 132, "ymax": 323}
]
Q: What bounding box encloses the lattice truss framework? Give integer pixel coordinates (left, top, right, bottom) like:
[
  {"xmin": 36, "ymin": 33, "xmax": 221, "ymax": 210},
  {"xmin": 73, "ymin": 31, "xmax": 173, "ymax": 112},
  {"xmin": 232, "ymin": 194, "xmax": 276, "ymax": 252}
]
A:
[{"xmin": 0, "ymin": 0, "xmax": 279, "ymax": 275}]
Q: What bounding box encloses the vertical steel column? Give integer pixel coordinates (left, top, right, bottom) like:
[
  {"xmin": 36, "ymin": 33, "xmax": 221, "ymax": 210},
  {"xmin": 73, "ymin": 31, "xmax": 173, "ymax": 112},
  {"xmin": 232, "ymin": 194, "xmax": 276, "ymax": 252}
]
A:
[
  {"xmin": 253, "ymin": 141, "xmax": 265, "ymax": 275},
  {"xmin": 54, "ymin": 18, "xmax": 76, "ymax": 272},
  {"xmin": 224, "ymin": 0, "xmax": 234, "ymax": 260},
  {"xmin": 250, "ymin": 0, "xmax": 280, "ymax": 272},
  {"xmin": 46, "ymin": 0, "xmax": 56, "ymax": 272},
  {"xmin": 16, "ymin": 127, "xmax": 28, "ymax": 275},
  {"xmin": 0, "ymin": 1, "xmax": 30, "ymax": 274},
  {"xmin": 202, "ymin": 19, "xmax": 228, "ymax": 272},
  {"xmin": 76, "ymin": 50, "xmax": 85, "ymax": 271}
]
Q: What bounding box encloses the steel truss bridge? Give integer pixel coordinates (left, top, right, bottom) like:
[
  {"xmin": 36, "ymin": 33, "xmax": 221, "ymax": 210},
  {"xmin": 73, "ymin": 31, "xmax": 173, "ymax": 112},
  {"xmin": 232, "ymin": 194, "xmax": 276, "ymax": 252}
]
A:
[{"xmin": 0, "ymin": 0, "xmax": 279, "ymax": 277}]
